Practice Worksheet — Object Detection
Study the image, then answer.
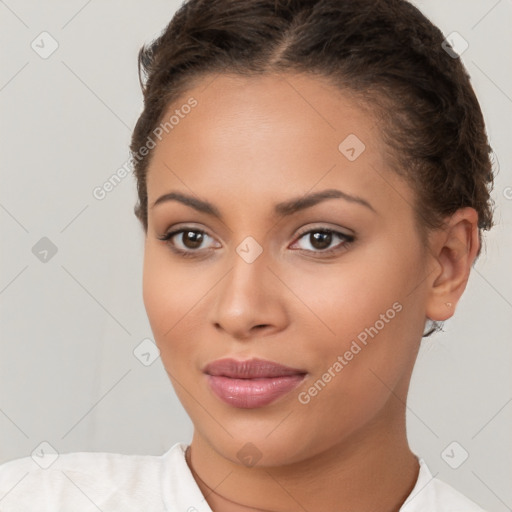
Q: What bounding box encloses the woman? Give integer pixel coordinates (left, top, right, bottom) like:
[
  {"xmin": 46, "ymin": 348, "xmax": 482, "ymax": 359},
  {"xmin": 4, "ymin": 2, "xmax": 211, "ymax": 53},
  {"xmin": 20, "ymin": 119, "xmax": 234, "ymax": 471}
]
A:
[{"xmin": 0, "ymin": 0, "xmax": 495, "ymax": 510}]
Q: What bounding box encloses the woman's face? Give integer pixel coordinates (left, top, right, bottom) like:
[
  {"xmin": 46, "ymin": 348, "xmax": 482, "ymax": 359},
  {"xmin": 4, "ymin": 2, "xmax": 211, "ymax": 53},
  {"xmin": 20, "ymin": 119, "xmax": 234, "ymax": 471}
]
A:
[{"xmin": 142, "ymin": 73, "xmax": 432, "ymax": 465}]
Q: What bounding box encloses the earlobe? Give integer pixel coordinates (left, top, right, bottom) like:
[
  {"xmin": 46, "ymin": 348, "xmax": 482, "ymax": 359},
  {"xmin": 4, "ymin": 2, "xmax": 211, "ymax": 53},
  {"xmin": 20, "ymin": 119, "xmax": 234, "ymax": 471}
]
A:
[{"xmin": 425, "ymin": 207, "xmax": 480, "ymax": 322}]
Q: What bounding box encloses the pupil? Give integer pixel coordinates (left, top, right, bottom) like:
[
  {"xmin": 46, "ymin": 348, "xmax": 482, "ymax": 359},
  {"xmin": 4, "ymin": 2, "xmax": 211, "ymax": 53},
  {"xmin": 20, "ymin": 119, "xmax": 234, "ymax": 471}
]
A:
[
  {"xmin": 311, "ymin": 231, "xmax": 331, "ymax": 250},
  {"xmin": 184, "ymin": 231, "xmax": 203, "ymax": 249}
]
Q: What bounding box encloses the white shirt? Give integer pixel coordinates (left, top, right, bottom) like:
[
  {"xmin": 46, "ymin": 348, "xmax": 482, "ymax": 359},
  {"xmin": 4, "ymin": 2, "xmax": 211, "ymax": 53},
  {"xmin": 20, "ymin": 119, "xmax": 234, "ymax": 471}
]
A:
[{"xmin": 0, "ymin": 443, "xmax": 485, "ymax": 511}]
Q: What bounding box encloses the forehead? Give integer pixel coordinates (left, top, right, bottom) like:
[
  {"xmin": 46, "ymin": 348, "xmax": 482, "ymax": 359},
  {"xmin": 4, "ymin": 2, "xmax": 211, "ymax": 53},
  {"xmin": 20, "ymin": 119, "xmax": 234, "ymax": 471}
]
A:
[{"xmin": 146, "ymin": 73, "xmax": 414, "ymax": 220}]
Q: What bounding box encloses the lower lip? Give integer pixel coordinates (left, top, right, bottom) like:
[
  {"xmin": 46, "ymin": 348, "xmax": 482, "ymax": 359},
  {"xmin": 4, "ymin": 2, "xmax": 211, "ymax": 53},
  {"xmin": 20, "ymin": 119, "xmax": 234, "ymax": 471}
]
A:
[{"xmin": 206, "ymin": 374, "xmax": 306, "ymax": 408}]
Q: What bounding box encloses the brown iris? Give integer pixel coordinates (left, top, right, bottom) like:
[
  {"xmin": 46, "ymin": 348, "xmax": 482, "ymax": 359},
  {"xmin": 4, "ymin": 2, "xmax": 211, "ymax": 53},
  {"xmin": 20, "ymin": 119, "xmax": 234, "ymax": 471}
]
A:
[
  {"xmin": 182, "ymin": 230, "xmax": 205, "ymax": 249},
  {"xmin": 309, "ymin": 231, "xmax": 332, "ymax": 250}
]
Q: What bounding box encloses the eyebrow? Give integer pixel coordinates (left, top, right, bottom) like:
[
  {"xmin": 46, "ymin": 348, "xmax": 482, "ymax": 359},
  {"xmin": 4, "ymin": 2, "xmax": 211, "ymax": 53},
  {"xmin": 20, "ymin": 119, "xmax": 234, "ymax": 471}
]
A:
[{"xmin": 150, "ymin": 188, "xmax": 376, "ymax": 219}]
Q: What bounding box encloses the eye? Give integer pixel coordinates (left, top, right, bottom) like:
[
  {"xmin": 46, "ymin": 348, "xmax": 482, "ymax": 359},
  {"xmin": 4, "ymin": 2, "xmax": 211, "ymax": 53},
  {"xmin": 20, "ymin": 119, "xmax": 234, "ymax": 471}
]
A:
[
  {"xmin": 290, "ymin": 228, "xmax": 355, "ymax": 255},
  {"xmin": 158, "ymin": 226, "xmax": 355, "ymax": 259},
  {"xmin": 157, "ymin": 228, "xmax": 219, "ymax": 257}
]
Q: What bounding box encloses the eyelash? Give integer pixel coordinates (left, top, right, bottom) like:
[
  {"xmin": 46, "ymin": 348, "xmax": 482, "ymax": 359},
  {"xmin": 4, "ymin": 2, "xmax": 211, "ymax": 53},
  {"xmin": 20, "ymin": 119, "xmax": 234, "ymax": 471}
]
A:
[{"xmin": 157, "ymin": 226, "xmax": 355, "ymax": 259}]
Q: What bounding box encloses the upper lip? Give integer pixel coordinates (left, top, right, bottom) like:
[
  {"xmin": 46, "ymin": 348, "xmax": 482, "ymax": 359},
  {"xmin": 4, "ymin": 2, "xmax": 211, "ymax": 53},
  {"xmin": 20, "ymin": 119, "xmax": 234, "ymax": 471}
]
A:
[{"xmin": 203, "ymin": 358, "xmax": 307, "ymax": 379}]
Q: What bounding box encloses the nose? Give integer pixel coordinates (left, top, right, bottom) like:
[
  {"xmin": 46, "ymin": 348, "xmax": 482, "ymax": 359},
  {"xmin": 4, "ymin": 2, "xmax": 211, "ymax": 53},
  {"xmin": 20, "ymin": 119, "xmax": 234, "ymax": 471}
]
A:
[{"xmin": 208, "ymin": 247, "xmax": 289, "ymax": 341}]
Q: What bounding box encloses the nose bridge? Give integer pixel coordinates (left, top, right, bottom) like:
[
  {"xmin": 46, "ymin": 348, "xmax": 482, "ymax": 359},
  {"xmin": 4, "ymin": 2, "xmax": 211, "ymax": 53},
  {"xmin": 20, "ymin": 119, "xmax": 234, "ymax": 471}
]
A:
[
  {"xmin": 222, "ymin": 238, "xmax": 271, "ymax": 309},
  {"xmin": 210, "ymin": 236, "xmax": 286, "ymax": 337}
]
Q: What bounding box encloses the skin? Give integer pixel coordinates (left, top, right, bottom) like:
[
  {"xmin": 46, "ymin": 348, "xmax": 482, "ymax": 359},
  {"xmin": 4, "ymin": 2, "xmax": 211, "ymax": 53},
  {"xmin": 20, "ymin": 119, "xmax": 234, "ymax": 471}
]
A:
[{"xmin": 141, "ymin": 73, "xmax": 480, "ymax": 512}]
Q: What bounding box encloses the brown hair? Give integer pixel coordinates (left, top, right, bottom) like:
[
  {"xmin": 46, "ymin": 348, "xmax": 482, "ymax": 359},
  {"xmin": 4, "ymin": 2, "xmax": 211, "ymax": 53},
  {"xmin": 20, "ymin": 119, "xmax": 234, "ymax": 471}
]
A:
[{"xmin": 130, "ymin": 0, "xmax": 495, "ymax": 335}]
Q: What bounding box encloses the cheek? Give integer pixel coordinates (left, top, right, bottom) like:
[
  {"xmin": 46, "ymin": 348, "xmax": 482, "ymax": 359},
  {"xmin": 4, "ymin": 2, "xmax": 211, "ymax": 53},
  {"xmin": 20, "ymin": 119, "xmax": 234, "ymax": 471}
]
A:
[
  {"xmin": 281, "ymin": 246, "xmax": 415, "ymax": 345},
  {"xmin": 288, "ymin": 241, "xmax": 424, "ymax": 391},
  {"xmin": 292, "ymin": 282, "xmax": 418, "ymax": 449},
  {"xmin": 142, "ymin": 245, "xmax": 203, "ymax": 350}
]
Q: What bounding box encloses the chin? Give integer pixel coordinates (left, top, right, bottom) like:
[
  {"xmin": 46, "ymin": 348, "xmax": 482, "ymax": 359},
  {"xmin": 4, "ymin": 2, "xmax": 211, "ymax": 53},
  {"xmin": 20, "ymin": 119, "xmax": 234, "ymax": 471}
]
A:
[{"xmin": 196, "ymin": 423, "xmax": 321, "ymax": 468}]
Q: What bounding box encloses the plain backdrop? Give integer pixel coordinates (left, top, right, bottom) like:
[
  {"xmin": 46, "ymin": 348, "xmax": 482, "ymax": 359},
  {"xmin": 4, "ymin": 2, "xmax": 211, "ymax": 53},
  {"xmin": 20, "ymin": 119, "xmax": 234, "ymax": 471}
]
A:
[{"xmin": 1, "ymin": 1, "xmax": 511, "ymax": 510}]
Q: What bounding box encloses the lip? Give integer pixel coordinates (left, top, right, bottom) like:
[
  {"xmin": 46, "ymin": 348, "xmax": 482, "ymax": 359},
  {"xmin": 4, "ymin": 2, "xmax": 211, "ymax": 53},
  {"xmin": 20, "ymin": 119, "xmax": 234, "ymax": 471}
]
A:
[
  {"xmin": 203, "ymin": 358, "xmax": 307, "ymax": 409},
  {"xmin": 203, "ymin": 358, "xmax": 306, "ymax": 378}
]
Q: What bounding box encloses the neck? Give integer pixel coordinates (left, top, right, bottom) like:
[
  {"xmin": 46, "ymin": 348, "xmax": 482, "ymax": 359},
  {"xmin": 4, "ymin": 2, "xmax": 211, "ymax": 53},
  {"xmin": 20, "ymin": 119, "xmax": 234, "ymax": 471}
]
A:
[{"xmin": 186, "ymin": 401, "xmax": 419, "ymax": 512}]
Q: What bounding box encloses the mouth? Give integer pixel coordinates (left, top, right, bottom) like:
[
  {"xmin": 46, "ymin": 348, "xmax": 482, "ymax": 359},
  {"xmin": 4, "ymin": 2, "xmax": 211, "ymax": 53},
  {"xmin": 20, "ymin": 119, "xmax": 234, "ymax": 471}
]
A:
[{"xmin": 203, "ymin": 358, "xmax": 307, "ymax": 409}]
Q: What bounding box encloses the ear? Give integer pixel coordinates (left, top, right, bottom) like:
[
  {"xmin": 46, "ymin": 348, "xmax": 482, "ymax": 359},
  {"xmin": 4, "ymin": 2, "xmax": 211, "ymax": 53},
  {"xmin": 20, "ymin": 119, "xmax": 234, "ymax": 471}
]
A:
[{"xmin": 425, "ymin": 207, "xmax": 480, "ymax": 322}]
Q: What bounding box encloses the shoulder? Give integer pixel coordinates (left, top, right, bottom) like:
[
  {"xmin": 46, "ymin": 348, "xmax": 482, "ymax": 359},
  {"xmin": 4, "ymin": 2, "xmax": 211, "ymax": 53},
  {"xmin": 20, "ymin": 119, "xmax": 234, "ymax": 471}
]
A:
[
  {"xmin": 430, "ymin": 477, "xmax": 486, "ymax": 511},
  {"xmin": 0, "ymin": 443, "xmax": 187, "ymax": 511},
  {"xmin": 401, "ymin": 458, "xmax": 486, "ymax": 512}
]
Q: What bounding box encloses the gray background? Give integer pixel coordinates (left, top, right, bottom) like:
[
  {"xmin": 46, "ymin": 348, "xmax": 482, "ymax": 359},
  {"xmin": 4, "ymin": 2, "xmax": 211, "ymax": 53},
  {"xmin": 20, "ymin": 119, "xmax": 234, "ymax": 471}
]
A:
[{"xmin": 0, "ymin": 0, "xmax": 511, "ymax": 510}]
